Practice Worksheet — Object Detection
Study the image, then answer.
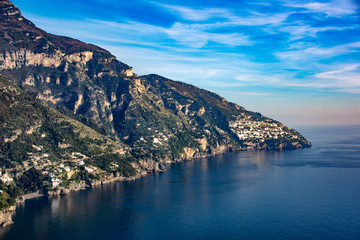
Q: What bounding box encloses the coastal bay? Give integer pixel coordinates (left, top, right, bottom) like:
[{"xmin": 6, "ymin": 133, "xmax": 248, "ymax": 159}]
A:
[{"xmin": 1, "ymin": 125, "xmax": 359, "ymax": 240}]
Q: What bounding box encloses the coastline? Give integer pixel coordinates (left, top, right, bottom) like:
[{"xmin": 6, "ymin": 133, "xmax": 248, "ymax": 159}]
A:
[
  {"xmin": 23, "ymin": 193, "xmax": 46, "ymax": 200},
  {"xmin": 0, "ymin": 148, "xmax": 225, "ymax": 228},
  {"xmin": 0, "ymin": 144, "xmax": 311, "ymax": 228},
  {"xmin": 0, "ymin": 172, "xmax": 145, "ymax": 228}
]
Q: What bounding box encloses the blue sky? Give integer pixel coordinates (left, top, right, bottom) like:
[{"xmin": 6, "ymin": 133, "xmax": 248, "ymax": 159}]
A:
[{"xmin": 12, "ymin": 0, "xmax": 360, "ymax": 126}]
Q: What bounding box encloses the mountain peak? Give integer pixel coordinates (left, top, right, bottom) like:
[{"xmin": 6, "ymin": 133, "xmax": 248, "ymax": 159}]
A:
[{"xmin": 0, "ymin": 0, "xmax": 21, "ymax": 19}]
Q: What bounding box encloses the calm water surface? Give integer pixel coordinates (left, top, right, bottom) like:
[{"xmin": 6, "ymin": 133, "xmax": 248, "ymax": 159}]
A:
[{"xmin": 1, "ymin": 126, "xmax": 360, "ymax": 240}]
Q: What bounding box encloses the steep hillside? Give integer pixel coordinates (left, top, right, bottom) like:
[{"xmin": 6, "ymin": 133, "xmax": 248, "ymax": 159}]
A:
[
  {"xmin": 0, "ymin": 74, "xmax": 141, "ymax": 212},
  {"xmin": 0, "ymin": 0, "xmax": 311, "ymax": 220},
  {"xmin": 0, "ymin": 0, "xmax": 133, "ymax": 138}
]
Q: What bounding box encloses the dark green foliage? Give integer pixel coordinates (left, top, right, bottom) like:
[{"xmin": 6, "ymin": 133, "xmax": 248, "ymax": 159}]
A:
[
  {"xmin": 70, "ymin": 167, "xmax": 97, "ymax": 185},
  {"xmin": 0, "ymin": 181, "xmax": 14, "ymax": 210},
  {"xmin": 87, "ymin": 154, "xmax": 136, "ymax": 177},
  {"xmin": 57, "ymin": 106, "xmax": 108, "ymax": 136},
  {"xmin": 6, "ymin": 184, "xmax": 21, "ymax": 205},
  {"xmin": 0, "ymin": 157, "xmax": 15, "ymax": 169},
  {"xmin": 130, "ymin": 148, "xmax": 151, "ymax": 161},
  {"xmin": 264, "ymin": 139, "xmax": 280, "ymax": 150},
  {"xmin": 15, "ymin": 167, "xmax": 46, "ymax": 194},
  {"xmin": 1, "ymin": 140, "xmax": 31, "ymax": 163},
  {"xmin": 169, "ymin": 131, "xmax": 201, "ymax": 158}
]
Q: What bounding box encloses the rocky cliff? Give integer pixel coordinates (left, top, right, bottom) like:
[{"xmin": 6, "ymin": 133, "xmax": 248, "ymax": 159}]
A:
[{"xmin": 0, "ymin": 0, "xmax": 311, "ymax": 225}]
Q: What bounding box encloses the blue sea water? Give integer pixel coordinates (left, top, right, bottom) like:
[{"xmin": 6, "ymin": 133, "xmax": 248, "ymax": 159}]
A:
[{"xmin": 1, "ymin": 126, "xmax": 360, "ymax": 240}]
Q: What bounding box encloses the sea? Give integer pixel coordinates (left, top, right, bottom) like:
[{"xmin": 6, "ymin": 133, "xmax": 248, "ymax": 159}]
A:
[{"xmin": 1, "ymin": 125, "xmax": 360, "ymax": 240}]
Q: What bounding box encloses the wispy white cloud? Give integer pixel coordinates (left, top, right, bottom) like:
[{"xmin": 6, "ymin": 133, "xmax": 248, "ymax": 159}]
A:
[
  {"xmin": 88, "ymin": 19, "xmax": 252, "ymax": 48},
  {"xmin": 284, "ymin": 0, "xmax": 358, "ymax": 17},
  {"xmin": 103, "ymin": 45, "xmax": 218, "ymax": 65},
  {"xmin": 230, "ymin": 13, "xmax": 291, "ymax": 26},
  {"xmin": 316, "ymin": 64, "xmax": 360, "ymax": 79},
  {"xmin": 275, "ymin": 41, "xmax": 360, "ymax": 61},
  {"xmin": 30, "ymin": 14, "xmax": 252, "ymax": 49},
  {"xmin": 232, "ymin": 62, "xmax": 360, "ymax": 94},
  {"xmin": 235, "ymin": 74, "xmax": 281, "ymax": 84},
  {"xmin": 102, "ymin": 44, "xmax": 241, "ymax": 82},
  {"xmin": 315, "ymin": 64, "xmax": 360, "ymax": 89},
  {"xmin": 279, "ymin": 24, "xmax": 354, "ymax": 40},
  {"xmin": 164, "ymin": 22, "xmax": 251, "ymax": 47},
  {"xmin": 152, "ymin": 2, "xmax": 232, "ymax": 21},
  {"xmin": 153, "ymin": 2, "xmax": 291, "ymax": 26},
  {"xmin": 150, "ymin": 1, "xmax": 357, "ymax": 48}
]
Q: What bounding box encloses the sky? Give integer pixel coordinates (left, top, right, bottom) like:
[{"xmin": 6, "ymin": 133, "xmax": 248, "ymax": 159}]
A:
[{"xmin": 11, "ymin": 0, "xmax": 360, "ymax": 126}]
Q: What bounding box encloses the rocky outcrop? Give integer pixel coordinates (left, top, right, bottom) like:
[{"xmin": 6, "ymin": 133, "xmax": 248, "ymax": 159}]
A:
[
  {"xmin": 182, "ymin": 147, "xmax": 197, "ymax": 159},
  {"xmin": 0, "ymin": 49, "xmax": 62, "ymax": 70},
  {"xmin": 123, "ymin": 68, "xmax": 133, "ymax": 77},
  {"xmin": 0, "ymin": 0, "xmax": 20, "ymax": 19},
  {"xmin": 0, "ymin": 207, "xmax": 15, "ymax": 228},
  {"xmin": 0, "ymin": 49, "xmax": 94, "ymax": 71}
]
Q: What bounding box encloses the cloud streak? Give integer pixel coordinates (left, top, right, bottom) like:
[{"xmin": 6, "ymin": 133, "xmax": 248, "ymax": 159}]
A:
[
  {"xmin": 153, "ymin": 2, "xmax": 291, "ymax": 26},
  {"xmin": 284, "ymin": 0, "xmax": 358, "ymax": 17},
  {"xmin": 152, "ymin": 2, "xmax": 233, "ymax": 21},
  {"xmin": 275, "ymin": 41, "xmax": 360, "ymax": 61}
]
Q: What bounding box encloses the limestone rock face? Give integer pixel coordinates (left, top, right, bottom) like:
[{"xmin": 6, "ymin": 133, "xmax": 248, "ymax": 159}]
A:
[
  {"xmin": 0, "ymin": 49, "xmax": 95, "ymax": 71},
  {"xmin": 182, "ymin": 147, "xmax": 197, "ymax": 159},
  {"xmin": 0, "ymin": 209, "xmax": 14, "ymax": 228},
  {"xmin": 0, "ymin": 49, "xmax": 63, "ymax": 70}
]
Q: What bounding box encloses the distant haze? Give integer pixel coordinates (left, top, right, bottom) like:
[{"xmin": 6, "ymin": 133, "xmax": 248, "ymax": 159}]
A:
[{"xmin": 12, "ymin": 0, "xmax": 360, "ymax": 126}]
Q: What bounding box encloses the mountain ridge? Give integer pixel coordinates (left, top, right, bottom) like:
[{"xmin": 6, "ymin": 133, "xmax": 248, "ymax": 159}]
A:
[{"xmin": 0, "ymin": 0, "xmax": 310, "ymax": 227}]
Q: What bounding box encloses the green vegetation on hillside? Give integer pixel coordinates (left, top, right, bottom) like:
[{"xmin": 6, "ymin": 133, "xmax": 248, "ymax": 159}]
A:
[{"xmin": 0, "ymin": 0, "xmax": 311, "ymax": 213}]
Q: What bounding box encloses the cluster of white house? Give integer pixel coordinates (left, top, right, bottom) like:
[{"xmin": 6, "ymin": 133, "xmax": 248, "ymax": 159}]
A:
[{"xmin": 229, "ymin": 118, "xmax": 298, "ymax": 142}]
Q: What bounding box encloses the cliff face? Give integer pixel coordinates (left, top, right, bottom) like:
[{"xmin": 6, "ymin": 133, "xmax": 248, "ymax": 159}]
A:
[
  {"xmin": 0, "ymin": 0, "xmax": 133, "ymax": 138},
  {"xmin": 0, "ymin": 0, "xmax": 311, "ymax": 222},
  {"xmin": 0, "ymin": 73, "xmax": 135, "ymax": 181}
]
